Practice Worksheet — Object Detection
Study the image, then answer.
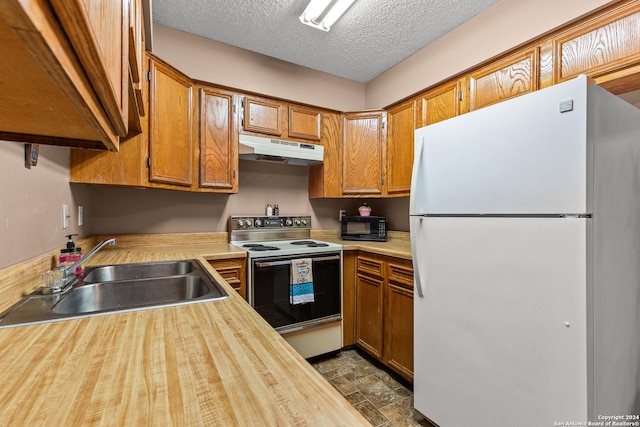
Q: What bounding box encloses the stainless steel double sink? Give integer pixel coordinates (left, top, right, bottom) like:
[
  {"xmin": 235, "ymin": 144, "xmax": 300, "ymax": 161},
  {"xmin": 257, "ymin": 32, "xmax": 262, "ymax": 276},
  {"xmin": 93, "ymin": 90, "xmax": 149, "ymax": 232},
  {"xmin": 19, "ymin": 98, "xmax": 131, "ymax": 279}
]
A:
[{"xmin": 0, "ymin": 259, "xmax": 228, "ymax": 328}]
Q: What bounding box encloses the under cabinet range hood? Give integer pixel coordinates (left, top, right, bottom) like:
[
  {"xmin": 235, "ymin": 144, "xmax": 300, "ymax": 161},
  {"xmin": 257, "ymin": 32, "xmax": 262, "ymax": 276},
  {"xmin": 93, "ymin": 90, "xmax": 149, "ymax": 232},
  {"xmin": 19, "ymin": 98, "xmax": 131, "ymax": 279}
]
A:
[{"xmin": 238, "ymin": 134, "xmax": 324, "ymax": 166}]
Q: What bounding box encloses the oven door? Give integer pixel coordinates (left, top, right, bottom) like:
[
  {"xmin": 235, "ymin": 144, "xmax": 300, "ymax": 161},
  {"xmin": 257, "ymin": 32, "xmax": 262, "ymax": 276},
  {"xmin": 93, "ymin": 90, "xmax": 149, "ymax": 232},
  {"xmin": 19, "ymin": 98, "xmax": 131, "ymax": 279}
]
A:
[{"xmin": 249, "ymin": 251, "xmax": 341, "ymax": 334}]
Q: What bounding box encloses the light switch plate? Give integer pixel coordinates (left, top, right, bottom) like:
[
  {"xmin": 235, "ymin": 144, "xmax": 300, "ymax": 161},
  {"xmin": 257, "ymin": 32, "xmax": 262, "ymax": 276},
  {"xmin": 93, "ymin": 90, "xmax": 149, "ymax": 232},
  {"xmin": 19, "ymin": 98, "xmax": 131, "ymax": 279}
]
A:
[{"xmin": 62, "ymin": 205, "xmax": 69, "ymax": 229}]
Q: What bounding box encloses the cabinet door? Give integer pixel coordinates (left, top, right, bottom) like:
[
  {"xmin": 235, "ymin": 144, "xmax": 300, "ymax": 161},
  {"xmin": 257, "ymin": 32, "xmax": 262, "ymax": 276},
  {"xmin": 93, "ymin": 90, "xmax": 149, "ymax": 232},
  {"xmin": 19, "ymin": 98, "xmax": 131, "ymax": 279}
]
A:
[
  {"xmin": 128, "ymin": 0, "xmax": 145, "ymax": 118},
  {"xmin": 384, "ymin": 261, "xmax": 414, "ymax": 381},
  {"xmin": 342, "ymin": 251, "xmax": 357, "ymax": 347},
  {"xmin": 70, "ymin": 54, "xmax": 150, "ymax": 185},
  {"xmin": 199, "ymin": 88, "xmax": 238, "ymax": 192},
  {"xmin": 208, "ymin": 259, "xmax": 246, "ymax": 300},
  {"xmin": 242, "ymin": 97, "xmax": 283, "ymax": 137},
  {"xmin": 468, "ymin": 48, "xmax": 539, "ymax": 111},
  {"xmin": 342, "ymin": 111, "xmax": 386, "ymax": 196},
  {"xmin": 386, "ymin": 101, "xmax": 415, "ymax": 196},
  {"xmin": 148, "ymin": 60, "xmax": 194, "ymax": 187},
  {"xmin": 356, "ymin": 273, "xmax": 384, "ymax": 358},
  {"xmin": 552, "ymin": 3, "xmax": 640, "ymax": 90},
  {"xmin": 415, "ymin": 80, "xmax": 461, "ymax": 127},
  {"xmin": 50, "ymin": 0, "xmax": 129, "ymax": 137},
  {"xmin": 288, "ymin": 106, "xmax": 321, "ymax": 141},
  {"xmin": 309, "ymin": 112, "xmax": 343, "ymax": 198}
]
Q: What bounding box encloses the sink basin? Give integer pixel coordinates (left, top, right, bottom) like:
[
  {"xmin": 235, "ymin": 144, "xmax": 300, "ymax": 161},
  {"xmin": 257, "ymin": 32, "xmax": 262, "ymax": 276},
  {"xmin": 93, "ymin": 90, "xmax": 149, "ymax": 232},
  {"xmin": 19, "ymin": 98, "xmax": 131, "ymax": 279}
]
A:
[
  {"xmin": 53, "ymin": 275, "xmax": 210, "ymax": 314},
  {"xmin": 83, "ymin": 260, "xmax": 194, "ymax": 283},
  {"xmin": 0, "ymin": 259, "xmax": 228, "ymax": 328}
]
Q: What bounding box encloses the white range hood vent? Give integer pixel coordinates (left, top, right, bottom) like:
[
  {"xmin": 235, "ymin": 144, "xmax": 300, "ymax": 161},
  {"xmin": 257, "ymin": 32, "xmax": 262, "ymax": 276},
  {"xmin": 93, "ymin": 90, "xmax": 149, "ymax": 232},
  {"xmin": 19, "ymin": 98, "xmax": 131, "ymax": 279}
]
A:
[{"xmin": 238, "ymin": 134, "xmax": 324, "ymax": 166}]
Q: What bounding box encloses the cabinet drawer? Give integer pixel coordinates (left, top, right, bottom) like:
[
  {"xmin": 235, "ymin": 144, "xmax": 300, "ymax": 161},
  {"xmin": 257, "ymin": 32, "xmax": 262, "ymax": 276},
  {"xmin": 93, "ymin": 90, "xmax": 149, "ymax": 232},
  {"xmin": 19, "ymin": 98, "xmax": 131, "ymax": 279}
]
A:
[
  {"xmin": 208, "ymin": 259, "xmax": 246, "ymax": 299},
  {"xmin": 357, "ymin": 256, "xmax": 384, "ymax": 278},
  {"xmin": 387, "ymin": 262, "xmax": 414, "ymax": 289},
  {"xmin": 215, "ymin": 266, "xmax": 242, "ymax": 288}
]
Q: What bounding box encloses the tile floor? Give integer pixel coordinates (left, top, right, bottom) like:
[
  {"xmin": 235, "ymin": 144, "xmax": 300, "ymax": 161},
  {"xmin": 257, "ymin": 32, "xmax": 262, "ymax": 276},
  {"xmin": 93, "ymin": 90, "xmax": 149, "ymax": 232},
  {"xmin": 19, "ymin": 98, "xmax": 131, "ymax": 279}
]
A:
[{"xmin": 311, "ymin": 349, "xmax": 434, "ymax": 427}]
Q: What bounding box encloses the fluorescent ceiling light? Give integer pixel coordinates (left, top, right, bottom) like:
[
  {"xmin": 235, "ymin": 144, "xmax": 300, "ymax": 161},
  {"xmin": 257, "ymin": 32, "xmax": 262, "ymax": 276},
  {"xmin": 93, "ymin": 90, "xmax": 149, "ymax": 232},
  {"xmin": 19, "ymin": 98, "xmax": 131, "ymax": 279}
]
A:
[{"xmin": 299, "ymin": 0, "xmax": 356, "ymax": 32}]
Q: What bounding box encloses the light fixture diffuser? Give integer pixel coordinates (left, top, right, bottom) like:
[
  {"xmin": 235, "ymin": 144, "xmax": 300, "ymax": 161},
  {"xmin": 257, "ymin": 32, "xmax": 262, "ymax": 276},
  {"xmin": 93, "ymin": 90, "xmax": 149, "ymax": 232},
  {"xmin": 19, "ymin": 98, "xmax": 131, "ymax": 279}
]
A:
[{"xmin": 299, "ymin": 0, "xmax": 356, "ymax": 32}]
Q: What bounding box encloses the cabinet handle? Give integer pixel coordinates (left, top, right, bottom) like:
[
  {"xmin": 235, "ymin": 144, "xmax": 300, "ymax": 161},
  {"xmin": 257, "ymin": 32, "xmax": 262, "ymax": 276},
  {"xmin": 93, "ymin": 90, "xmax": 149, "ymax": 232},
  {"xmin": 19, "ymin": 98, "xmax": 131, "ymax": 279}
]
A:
[{"xmin": 255, "ymin": 255, "xmax": 340, "ymax": 268}]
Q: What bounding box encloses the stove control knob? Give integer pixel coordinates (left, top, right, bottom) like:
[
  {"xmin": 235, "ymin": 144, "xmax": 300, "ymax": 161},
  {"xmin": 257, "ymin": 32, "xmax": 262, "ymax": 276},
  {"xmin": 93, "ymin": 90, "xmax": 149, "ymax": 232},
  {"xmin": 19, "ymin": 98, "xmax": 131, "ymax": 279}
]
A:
[
  {"xmin": 301, "ymin": 219, "xmax": 308, "ymax": 226},
  {"xmin": 237, "ymin": 219, "xmax": 244, "ymax": 227},
  {"xmin": 295, "ymin": 219, "xmax": 301, "ymax": 226},
  {"xmin": 254, "ymin": 219, "xmax": 262, "ymax": 227},
  {"xmin": 245, "ymin": 219, "xmax": 253, "ymax": 228},
  {"xmin": 285, "ymin": 218, "xmax": 293, "ymax": 226}
]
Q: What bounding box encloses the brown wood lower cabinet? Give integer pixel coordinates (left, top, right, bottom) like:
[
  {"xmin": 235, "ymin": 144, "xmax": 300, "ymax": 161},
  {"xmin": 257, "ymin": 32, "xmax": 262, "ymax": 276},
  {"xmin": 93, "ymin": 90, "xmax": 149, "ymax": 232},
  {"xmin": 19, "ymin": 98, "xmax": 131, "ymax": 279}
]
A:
[
  {"xmin": 208, "ymin": 258, "xmax": 246, "ymax": 300},
  {"xmin": 355, "ymin": 252, "xmax": 414, "ymax": 382}
]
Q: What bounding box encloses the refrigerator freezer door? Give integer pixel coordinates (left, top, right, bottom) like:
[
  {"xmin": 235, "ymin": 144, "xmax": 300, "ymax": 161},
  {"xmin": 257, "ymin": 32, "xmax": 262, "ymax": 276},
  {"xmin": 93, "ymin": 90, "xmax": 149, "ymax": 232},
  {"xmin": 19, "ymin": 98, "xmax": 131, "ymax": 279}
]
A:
[
  {"xmin": 411, "ymin": 75, "xmax": 590, "ymax": 215},
  {"xmin": 412, "ymin": 216, "xmax": 589, "ymax": 426}
]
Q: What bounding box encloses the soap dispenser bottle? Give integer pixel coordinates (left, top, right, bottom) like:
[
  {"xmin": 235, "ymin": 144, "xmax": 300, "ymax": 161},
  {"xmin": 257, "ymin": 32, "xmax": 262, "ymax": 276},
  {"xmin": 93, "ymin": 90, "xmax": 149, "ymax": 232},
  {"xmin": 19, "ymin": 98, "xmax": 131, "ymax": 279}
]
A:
[{"xmin": 59, "ymin": 234, "xmax": 83, "ymax": 274}]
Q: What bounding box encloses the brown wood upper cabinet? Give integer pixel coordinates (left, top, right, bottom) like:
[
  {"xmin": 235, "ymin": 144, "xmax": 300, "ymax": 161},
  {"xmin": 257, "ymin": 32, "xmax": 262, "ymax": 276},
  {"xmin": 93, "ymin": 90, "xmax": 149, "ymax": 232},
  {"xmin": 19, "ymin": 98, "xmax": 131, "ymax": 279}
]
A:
[
  {"xmin": 386, "ymin": 101, "xmax": 415, "ymax": 197},
  {"xmin": 50, "ymin": 0, "xmax": 130, "ymax": 139},
  {"xmin": 70, "ymin": 56, "xmax": 239, "ymax": 194},
  {"xmin": 199, "ymin": 87, "xmax": 238, "ymax": 192},
  {"xmin": 552, "ymin": 1, "xmax": 640, "ymax": 93},
  {"xmin": 288, "ymin": 106, "xmax": 322, "ymax": 141},
  {"xmin": 242, "ymin": 96, "xmax": 283, "ymax": 137},
  {"xmin": 342, "ymin": 111, "xmax": 387, "ymax": 197},
  {"xmin": 467, "ymin": 47, "xmax": 539, "ymax": 111},
  {"xmin": 148, "ymin": 59, "xmax": 194, "ymax": 187},
  {"xmin": 415, "ymin": 80, "xmax": 462, "ymax": 128},
  {"xmin": 240, "ymin": 96, "xmax": 323, "ymax": 141},
  {"xmin": 0, "ymin": 0, "xmax": 135, "ymax": 150}
]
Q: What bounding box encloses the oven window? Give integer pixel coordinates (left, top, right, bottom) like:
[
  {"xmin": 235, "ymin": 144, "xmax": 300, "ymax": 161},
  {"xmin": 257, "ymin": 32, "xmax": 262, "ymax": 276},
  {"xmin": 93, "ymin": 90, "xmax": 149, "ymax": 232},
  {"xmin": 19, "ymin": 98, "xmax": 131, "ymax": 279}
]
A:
[{"xmin": 252, "ymin": 253, "xmax": 341, "ymax": 329}]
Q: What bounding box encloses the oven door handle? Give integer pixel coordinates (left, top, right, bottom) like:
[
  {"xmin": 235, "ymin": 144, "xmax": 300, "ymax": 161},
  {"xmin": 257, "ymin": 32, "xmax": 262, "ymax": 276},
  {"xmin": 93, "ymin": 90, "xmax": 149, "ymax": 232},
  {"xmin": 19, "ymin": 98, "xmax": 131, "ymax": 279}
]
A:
[{"xmin": 254, "ymin": 255, "xmax": 341, "ymax": 268}]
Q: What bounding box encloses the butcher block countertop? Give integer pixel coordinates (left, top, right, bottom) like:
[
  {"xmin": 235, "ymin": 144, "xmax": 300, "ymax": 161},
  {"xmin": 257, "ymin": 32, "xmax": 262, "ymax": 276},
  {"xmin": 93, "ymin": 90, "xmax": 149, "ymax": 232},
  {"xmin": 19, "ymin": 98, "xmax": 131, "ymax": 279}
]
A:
[
  {"xmin": 0, "ymin": 235, "xmax": 370, "ymax": 426},
  {"xmin": 312, "ymin": 230, "xmax": 412, "ymax": 260}
]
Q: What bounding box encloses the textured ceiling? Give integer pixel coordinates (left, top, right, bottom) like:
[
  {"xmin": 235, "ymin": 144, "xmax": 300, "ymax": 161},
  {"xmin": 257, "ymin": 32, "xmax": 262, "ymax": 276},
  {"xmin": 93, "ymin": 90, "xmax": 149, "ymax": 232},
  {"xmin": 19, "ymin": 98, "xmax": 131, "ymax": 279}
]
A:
[{"xmin": 152, "ymin": 0, "xmax": 501, "ymax": 83}]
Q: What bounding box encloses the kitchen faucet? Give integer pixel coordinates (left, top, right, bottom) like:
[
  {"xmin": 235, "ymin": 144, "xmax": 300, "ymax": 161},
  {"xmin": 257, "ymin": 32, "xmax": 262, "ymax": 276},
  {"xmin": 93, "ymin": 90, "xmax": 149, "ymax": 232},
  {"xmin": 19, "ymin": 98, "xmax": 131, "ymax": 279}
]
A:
[{"xmin": 56, "ymin": 238, "xmax": 117, "ymax": 290}]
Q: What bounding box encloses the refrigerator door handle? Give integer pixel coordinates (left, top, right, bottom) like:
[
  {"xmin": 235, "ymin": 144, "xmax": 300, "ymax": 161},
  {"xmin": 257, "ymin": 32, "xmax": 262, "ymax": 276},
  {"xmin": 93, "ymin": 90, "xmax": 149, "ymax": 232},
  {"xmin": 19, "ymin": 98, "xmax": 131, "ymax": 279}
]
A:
[
  {"xmin": 411, "ymin": 216, "xmax": 424, "ymax": 298},
  {"xmin": 409, "ymin": 135, "xmax": 425, "ymax": 215}
]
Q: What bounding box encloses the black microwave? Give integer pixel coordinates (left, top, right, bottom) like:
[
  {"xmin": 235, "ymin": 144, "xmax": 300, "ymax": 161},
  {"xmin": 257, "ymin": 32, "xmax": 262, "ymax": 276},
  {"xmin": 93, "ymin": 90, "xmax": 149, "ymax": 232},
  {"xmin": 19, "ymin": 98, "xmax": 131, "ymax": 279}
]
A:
[{"xmin": 341, "ymin": 216, "xmax": 387, "ymax": 242}]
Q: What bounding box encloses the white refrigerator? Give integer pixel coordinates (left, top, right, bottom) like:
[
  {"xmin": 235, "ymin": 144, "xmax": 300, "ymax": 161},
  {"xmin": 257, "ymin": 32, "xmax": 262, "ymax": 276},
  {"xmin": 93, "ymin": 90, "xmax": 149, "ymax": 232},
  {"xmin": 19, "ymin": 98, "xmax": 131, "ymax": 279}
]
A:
[{"xmin": 410, "ymin": 75, "xmax": 640, "ymax": 427}]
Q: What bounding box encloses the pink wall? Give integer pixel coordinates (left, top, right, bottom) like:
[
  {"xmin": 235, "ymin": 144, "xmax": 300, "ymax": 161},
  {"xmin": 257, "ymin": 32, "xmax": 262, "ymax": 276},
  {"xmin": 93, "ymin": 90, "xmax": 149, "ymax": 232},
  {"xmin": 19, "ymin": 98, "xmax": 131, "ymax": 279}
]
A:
[
  {"xmin": 89, "ymin": 160, "xmax": 405, "ymax": 235},
  {"xmin": 152, "ymin": 24, "xmax": 366, "ymax": 112},
  {"xmin": 0, "ymin": 142, "xmax": 92, "ymax": 269}
]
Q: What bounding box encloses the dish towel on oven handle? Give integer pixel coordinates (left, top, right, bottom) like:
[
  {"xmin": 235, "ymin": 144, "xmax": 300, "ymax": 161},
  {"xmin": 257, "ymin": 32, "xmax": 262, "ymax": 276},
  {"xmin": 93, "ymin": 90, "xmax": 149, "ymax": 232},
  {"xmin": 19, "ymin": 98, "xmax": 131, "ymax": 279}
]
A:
[{"xmin": 290, "ymin": 258, "xmax": 314, "ymax": 305}]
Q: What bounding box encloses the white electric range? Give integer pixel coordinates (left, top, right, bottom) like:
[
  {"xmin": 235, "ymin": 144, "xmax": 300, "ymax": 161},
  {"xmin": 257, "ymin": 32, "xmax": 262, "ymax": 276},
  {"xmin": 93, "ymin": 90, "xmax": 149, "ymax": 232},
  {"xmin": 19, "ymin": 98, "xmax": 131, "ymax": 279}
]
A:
[{"xmin": 229, "ymin": 215, "xmax": 343, "ymax": 359}]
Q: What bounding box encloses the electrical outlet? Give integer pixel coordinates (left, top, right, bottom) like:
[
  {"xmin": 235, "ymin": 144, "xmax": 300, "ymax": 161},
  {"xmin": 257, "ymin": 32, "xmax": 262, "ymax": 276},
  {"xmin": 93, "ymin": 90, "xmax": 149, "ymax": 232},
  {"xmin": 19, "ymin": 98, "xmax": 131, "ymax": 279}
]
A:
[
  {"xmin": 78, "ymin": 206, "xmax": 84, "ymax": 226},
  {"xmin": 339, "ymin": 209, "xmax": 346, "ymax": 221},
  {"xmin": 62, "ymin": 205, "xmax": 69, "ymax": 229}
]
